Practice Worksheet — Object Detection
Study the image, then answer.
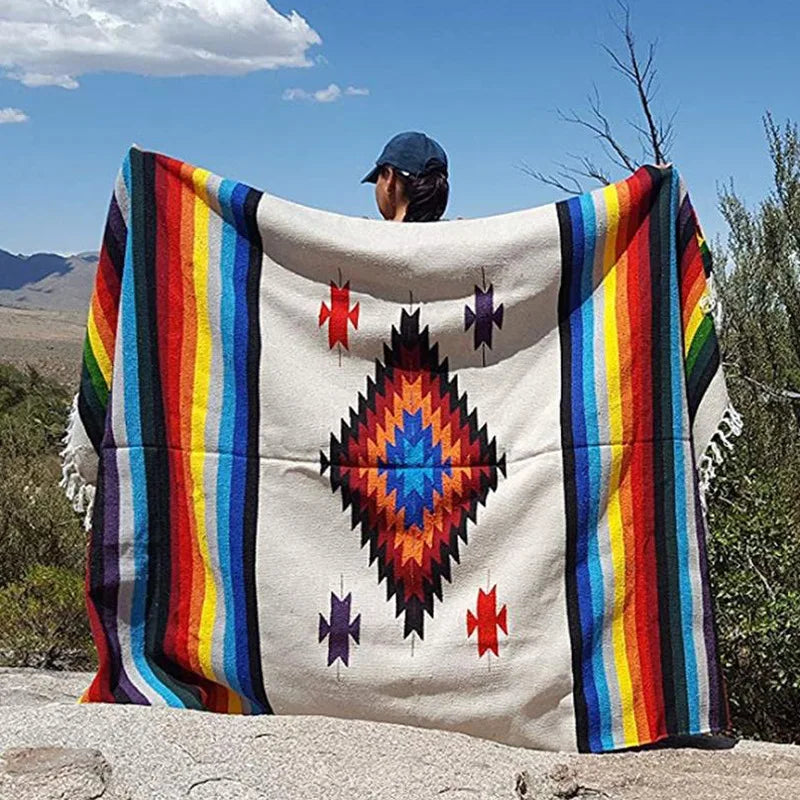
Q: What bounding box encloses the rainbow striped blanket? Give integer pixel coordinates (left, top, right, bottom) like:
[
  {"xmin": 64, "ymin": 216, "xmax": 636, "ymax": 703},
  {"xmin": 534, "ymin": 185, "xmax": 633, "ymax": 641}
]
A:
[{"xmin": 63, "ymin": 147, "xmax": 740, "ymax": 753}]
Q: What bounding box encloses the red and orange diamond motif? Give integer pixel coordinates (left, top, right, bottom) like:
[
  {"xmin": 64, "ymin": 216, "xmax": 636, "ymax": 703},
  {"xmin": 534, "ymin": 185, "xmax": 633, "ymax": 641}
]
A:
[{"xmin": 321, "ymin": 310, "xmax": 506, "ymax": 639}]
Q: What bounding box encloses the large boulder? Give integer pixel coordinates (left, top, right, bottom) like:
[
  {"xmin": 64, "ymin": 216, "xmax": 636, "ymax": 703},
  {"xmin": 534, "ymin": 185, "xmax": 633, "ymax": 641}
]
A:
[{"xmin": 1, "ymin": 669, "xmax": 798, "ymax": 799}]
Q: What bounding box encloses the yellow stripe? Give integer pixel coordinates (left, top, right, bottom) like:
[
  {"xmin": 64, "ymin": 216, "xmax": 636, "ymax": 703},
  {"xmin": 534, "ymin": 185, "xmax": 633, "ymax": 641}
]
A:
[
  {"xmin": 189, "ymin": 167, "xmax": 218, "ymax": 681},
  {"xmin": 601, "ymin": 185, "xmax": 638, "ymax": 747},
  {"xmin": 87, "ymin": 306, "xmax": 112, "ymax": 386},
  {"xmin": 684, "ymin": 300, "xmax": 706, "ymax": 356}
]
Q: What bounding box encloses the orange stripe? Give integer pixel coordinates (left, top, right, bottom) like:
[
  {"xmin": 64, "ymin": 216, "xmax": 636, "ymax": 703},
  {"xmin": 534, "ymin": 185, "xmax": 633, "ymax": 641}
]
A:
[
  {"xmin": 614, "ymin": 177, "xmax": 649, "ymax": 742},
  {"xmin": 90, "ymin": 288, "xmax": 115, "ymax": 361},
  {"xmin": 682, "ymin": 270, "xmax": 705, "ymax": 329}
]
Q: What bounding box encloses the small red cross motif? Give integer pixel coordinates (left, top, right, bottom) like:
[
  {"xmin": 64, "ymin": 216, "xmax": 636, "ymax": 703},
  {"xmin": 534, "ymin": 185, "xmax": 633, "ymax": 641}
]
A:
[
  {"xmin": 467, "ymin": 586, "xmax": 508, "ymax": 657},
  {"xmin": 319, "ymin": 281, "xmax": 360, "ymax": 350}
]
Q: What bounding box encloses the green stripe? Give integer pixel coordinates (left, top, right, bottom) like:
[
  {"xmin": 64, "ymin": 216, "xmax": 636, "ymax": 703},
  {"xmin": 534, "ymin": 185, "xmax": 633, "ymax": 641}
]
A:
[
  {"xmin": 687, "ymin": 331, "xmax": 719, "ymax": 406},
  {"xmin": 686, "ymin": 315, "xmax": 713, "ymax": 377},
  {"xmin": 658, "ymin": 174, "xmax": 689, "ymax": 733},
  {"xmin": 83, "ymin": 336, "xmax": 109, "ymax": 408}
]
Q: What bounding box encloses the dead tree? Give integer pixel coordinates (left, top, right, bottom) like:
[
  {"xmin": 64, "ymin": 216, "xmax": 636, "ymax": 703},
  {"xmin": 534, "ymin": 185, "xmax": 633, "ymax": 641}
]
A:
[{"xmin": 521, "ymin": 1, "xmax": 676, "ymax": 194}]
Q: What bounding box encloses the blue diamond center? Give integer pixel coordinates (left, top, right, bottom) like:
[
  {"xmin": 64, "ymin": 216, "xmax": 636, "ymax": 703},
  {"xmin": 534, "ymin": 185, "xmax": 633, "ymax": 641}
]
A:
[{"xmin": 378, "ymin": 409, "xmax": 453, "ymax": 530}]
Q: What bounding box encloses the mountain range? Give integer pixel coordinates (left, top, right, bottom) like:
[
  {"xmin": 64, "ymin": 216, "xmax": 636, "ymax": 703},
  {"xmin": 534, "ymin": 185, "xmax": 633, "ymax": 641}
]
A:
[{"xmin": 0, "ymin": 249, "xmax": 98, "ymax": 311}]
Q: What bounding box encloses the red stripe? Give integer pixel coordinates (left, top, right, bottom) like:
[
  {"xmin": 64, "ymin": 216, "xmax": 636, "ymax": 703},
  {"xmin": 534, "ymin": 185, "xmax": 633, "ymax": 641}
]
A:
[
  {"xmin": 154, "ymin": 157, "xmax": 180, "ymax": 673},
  {"xmin": 680, "ymin": 234, "xmax": 702, "ymax": 305},
  {"xmin": 83, "ymin": 546, "xmax": 115, "ymax": 702},
  {"xmin": 92, "ymin": 250, "xmax": 120, "ymax": 357},
  {"xmin": 627, "ymin": 168, "xmax": 665, "ymax": 741},
  {"xmin": 155, "ymin": 155, "xmax": 227, "ymax": 710}
]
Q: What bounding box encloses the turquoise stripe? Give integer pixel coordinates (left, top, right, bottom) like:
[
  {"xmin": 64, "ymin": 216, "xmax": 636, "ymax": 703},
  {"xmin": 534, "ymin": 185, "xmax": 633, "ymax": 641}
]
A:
[
  {"xmin": 668, "ymin": 169, "xmax": 700, "ymax": 729},
  {"xmin": 215, "ymin": 178, "xmax": 246, "ymax": 700},
  {"xmin": 120, "ymin": 154, "xmax": 182, "ymax": 707},
  {"xmin": 578, "ymin": 191, "xmax": 614, "ymax": 750}
]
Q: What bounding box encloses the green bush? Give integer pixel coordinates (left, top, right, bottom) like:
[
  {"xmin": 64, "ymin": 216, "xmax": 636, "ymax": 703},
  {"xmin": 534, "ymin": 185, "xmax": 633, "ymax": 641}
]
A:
[
  {"xmin": 707, "ymin": 456, "xmax": 800, "ymax": 744},
  {"xmin": 0, "ymin": 565, "xmax": 94, "ymax": 670},
  {"xmin": 708, "ymin": 115, "xmax": 800, "ymax": 744},
  {"xmin": 0, "ymin": 361, "xmax": 94, "ymax": 670}
]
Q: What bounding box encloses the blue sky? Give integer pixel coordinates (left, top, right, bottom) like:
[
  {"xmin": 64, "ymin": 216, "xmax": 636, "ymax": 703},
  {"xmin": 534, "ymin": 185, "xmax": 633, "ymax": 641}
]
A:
[{"xmin": 0, "ymin": 0, "xmax": 797, "ymax": 255}]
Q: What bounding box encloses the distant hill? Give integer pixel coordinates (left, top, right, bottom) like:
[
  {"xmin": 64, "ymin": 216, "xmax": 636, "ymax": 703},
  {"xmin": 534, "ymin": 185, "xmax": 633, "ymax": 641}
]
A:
[{"xmin": 0, "ymin": 250, "xmax": 98, "ymax": 311}]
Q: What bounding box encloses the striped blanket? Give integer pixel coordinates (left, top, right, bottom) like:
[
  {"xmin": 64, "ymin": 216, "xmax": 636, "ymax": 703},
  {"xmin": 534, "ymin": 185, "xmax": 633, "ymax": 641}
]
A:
[{"xmin": 63, "ymin": 147, "xmax": 740, "ymax": 752}]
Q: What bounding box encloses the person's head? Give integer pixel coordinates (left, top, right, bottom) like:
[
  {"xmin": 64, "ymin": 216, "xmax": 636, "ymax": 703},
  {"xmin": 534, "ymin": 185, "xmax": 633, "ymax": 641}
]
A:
[{"xmin": 361, "ymin": 131, "xmax": 449, "ymax": 222}]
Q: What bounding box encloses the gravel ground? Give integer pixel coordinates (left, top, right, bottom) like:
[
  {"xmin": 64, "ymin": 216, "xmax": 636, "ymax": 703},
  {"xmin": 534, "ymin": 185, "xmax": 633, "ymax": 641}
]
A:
[{"xmin": 0, "ymin": 305, "xmax": 85, "ymax": 386}]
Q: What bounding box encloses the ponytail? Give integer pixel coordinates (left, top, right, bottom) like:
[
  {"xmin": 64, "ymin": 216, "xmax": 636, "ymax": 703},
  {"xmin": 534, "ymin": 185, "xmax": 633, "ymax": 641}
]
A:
[{"xmin": 402, "ymin": 161, "xmax": 449, "ymax": 222}]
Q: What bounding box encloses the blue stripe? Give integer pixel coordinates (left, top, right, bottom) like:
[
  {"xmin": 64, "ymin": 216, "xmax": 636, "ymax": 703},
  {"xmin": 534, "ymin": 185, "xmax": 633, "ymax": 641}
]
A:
[
  {"xmin": 577, "ymin": 191, "xmax": 614, "ymax": 751},
  {"xmin": 216, "ymin": 178, "xmax": 246, "ymax": 701},
  {"xmin": 229, "ymin": 181, "xmax": 261, "ymax": 709},
  {"xmin": 567, "ymin": 196, "xmax": 602, "ymax": 753},
  {"xmin": 120, "ymin": 154, "xmax": 182, "ymax": 706},
  {"xmin": 668, "ymin": 169, "xmax": 700, "ymax": 729}
]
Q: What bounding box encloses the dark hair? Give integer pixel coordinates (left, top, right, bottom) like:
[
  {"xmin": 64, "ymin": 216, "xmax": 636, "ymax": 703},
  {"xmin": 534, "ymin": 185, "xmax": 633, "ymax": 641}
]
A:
[{"xmin": 398, "ymin": 161, "xmax": 449, "ymax": 222}]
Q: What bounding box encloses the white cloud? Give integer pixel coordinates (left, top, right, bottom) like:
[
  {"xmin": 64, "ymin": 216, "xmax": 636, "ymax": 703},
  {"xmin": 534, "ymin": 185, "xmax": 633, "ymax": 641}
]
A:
[
  {"xmin": 0, "ymin": 107, "xmax": 29, "ymax": 124},
  {"xmin": 283, "ymin": 82, "xmax": 369, "ymax": 103},
  {"xmin": 345, "ymin": 86, "xmax": 369, "ymax": 96},
  {"xmin": 8, "ymin": 71, "xmax": 80, "ymax": 89},
  {"xmin": 313, "ymin": 83, "xmax": 342, "ymax": 103},
  {"xmin": 0, "ymin": 0, "xmax": 322, "ymax": 89},
  {"xmin": 282, "ymin": 87, "xmax": 310, "ymax": 101}
]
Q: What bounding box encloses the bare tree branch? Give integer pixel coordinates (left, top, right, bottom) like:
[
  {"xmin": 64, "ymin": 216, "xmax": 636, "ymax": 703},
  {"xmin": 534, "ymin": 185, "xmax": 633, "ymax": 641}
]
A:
[
  {"xmin": 522, "ymin": 0, "xmax": 675, "ymax": 194},
  {"xmin": 517, "ymin": 161, "xmax": 588, "ymax": 194}
]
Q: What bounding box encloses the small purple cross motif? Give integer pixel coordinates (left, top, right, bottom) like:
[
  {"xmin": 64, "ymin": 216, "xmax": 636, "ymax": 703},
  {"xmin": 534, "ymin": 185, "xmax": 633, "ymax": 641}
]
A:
[
  {"xmin": 319, "ymin": 592, "xmax": 361, "ymax": 667},
  {"xmin": 465, "ymin": 278, "xmax": 504, "ymax": 365}
]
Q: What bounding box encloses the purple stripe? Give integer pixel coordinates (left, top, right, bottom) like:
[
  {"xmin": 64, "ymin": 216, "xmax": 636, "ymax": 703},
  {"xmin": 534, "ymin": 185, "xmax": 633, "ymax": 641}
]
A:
[
  {"xmin": 100, "ymin": 421, "xmax": 147, "ymax": 704},
  {"xmin": 106, "ymin": 195, "xmax": 127, "ymax": 278},
  {"xmin": 692, "ymin": 477, "xmax": 722, "ymax": 730}
]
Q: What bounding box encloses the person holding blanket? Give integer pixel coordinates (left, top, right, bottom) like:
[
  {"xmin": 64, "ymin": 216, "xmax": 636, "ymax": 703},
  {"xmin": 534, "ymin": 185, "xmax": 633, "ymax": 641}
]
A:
[{"xmin": 362, "ymin": 131, "xmax": 449, "ymax": 221}]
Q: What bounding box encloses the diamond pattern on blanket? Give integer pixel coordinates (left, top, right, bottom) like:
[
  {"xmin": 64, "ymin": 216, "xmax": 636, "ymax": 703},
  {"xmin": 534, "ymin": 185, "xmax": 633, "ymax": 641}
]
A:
[{"xmin": 321, "ymin": 309, "xmax": 507, "ymax": 639}]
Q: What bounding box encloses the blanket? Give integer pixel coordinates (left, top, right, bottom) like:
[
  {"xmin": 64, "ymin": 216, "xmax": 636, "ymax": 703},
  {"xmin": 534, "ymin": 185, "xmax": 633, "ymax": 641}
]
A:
[{"xmin": 63, "ymin": 147, "xmax": 741, "ymax": 752}]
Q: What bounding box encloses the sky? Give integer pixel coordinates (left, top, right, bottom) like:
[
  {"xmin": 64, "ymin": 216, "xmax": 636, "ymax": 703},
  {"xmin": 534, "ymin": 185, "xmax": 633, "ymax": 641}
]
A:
[{"xmin": 0, "ymin": 0, "xmax": 797, "ymax": 255}]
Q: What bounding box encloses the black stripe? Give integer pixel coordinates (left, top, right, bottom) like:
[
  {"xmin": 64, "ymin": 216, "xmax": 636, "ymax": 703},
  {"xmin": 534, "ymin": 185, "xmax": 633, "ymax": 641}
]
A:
[
  {"xmin": 688, "ymin": 334, "xmax": 720, "ymax": 423},
  {"xmin": 556, "ymin": 200, "xmax": 589, "ymax": 752},
  {"xmin": 78, "ymin": 366, "xmax": 105, "ymax": 452},
  {"xmin": 649, "ymin": 167, "xmax": 691, "ymax": 734},
  {"xmin": 103, "ymin": 211, "xmax": 125, "ymax": 281},
  {"xmin": 677, "ymin": 197, "xmax": 695, "ymax": 269},
  {"xmin": 243, "ymin": 188, "xmax": 273, "ymax": 714},
  {"xmin": 130, "ymin": 149, "xmax": 199, "ymax": 709},
  {"xmin": 645, "ymin": 166, "xmax": 678, "ymax": 735}
]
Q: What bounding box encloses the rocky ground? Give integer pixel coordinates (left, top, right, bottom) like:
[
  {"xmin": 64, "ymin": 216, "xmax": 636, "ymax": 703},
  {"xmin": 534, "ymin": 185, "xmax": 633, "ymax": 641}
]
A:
[
  {"xmin": 1, "ymin": 669, "xmax": 798, "ymax": 799},
  {"xmin": 0, "ymin": 305, "xmax": 85, "ymax": 385}
]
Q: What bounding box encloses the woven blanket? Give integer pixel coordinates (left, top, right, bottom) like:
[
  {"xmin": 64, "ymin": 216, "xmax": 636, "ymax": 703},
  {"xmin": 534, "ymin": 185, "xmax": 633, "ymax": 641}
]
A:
[{"xmin": 63, "ymin": 147, "xmax": 741, "ymax": 753}]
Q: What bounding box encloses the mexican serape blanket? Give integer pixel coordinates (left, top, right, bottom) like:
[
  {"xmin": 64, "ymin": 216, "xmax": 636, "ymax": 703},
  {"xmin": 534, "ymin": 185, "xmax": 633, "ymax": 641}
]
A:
[{"xmin": 62, "ymin": 146, "xmax": 741, "ymax": 752}]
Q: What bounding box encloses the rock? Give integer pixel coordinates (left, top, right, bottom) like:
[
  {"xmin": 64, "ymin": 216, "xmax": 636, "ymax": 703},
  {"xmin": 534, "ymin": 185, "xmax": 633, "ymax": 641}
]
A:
[
  {"xmin": 1, "ymin": 669, "xmax": 799, "ymax": 800},
  {"xmin": 0, "ymin": 746, "xmax": 130, "ymax": 800},
  {"xmin": 0, "ymin": 667, "xmax": 90, "ymax": 707}
]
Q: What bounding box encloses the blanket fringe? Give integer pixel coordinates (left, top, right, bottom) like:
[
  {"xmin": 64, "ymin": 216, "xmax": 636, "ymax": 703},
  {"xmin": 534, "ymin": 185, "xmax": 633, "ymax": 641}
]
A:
[
  {"xmin": 60, "ymin": 395, "xmax": 95, "ymax": 531},
  {"xmin": 698, "ymin": 403, "xmax": 743, "ymax": 512}
]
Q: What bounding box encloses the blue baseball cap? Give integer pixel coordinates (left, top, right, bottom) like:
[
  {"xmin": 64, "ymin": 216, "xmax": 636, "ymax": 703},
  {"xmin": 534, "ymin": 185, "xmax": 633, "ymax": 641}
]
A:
[{"xmin": 361, "ymin": 131, "xmax": 448, "ymax": 183}]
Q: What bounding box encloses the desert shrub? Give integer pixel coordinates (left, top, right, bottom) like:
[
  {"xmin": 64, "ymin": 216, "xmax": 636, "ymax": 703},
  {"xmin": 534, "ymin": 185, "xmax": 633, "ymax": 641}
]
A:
[
  {"xmin": 0, "ymin": 565, "xmax": 94, "ymax": 670},
  {"xmin": 0, "ymin": 361, "xmax": 93, "ymax": 669},
  {"xmin": 707, "ymin": 115, "xmax": 800, "ymax": 743}
]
